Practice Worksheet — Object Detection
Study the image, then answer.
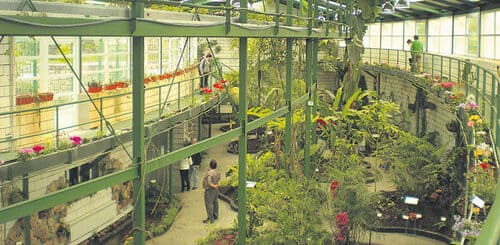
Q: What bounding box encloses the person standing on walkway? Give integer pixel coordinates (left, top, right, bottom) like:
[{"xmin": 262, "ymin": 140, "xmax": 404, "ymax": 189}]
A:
[
  {"xmin": 406, "ymin": 39, "xmax": 415, "ymax": 72},
  {"xmin": 190, "ymin": 138, "xmax": 202, "ymax": 189},
  {"xmin": 179, "ymin": 157, "xmax": 192, "ymax": 192},
  {"xmin": 203, "ymin": 159, "xmax": 221, "ymax": 224},
  {"xmin": 198, "ymin": 53, "xmax": 212, "ymax": 88},
  {"xmin": 410, "ymin": 35, "xmax": 424, "ymax": 73}
]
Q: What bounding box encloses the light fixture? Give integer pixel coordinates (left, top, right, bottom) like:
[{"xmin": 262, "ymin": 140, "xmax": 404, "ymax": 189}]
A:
[
  {"xmin": 395, "ymin": 0, "xmax": 410, "ymax": 9},
  {"xmin": 381, "ymin": 0, "xmax": 395, "ymax": 14}
]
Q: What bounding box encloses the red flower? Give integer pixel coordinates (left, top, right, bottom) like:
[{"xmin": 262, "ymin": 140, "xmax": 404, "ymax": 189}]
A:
[
  {"xmin": 480, "ymin": 162, "xmax": 489, "ymax": 170},
  {"xmin": 218, "ymin": 79, "xmax": 228, "ymax": 84},
  {"xmin": 317, "ymin": 118, "xmax": 326, "ymax": 128},
  {"xmin": 335, "ymin": 234, "xmax": 346, "ymax": 241},
  {"xmin": 201, "ymin": 87, "xmax": 213, "ymax": 94},
  {"xmin": 330, "ymin": 180, "xmax": 340, "ymax": 192},
  {"xmin": 32, "ymin": 145, "xmax": 45, "ymax": 154},
  {"xmin": 336, "ymin": 212, "xmax": 349, "ymax": 225},
  {"xmin": 440, "ymin": 81, "xmax": 453, "ymax": 89},
  {"xmin": 213, "ymin": 83, "xmax": 224, "ymax": 90}
]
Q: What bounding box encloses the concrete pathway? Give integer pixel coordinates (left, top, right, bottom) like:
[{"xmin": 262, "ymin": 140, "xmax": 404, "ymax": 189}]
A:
[{"xmin": 147, "ymin": 123, "xmax": 238, "ymax": 245}]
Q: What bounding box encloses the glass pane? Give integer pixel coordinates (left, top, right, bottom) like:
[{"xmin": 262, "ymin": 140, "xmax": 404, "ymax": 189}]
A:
[
  {"xmin": 428, "ymin": 18, "xmax": 440, "ymax": 35},
  {"xmin": 415, "ymin": 21, "xmax": 426, "ymax": 36},
  {"xmin": 467, "ymin": 35, "xmax": 479, "ymax": 56},
  {"xmin": 496, "ymin": 37, "xmax": 500, "ymax": 59},
  {"xmin": 467, "ymin": 13, "xmax": 479, "ymax": 35},
  {"xmin": 439, "ymin": 36, "xmax": 452, "ymax": 54},
  {"xmin": 440, "ymin": 17, "xmax": 452, "ymax": 36},
  {"xmin": 404, "ymin": 20, "xmax": 415, "ymax": 37},
  {"xmin": 481, "ymin": 11, "xmax": 495, "ymax": 35},
  {"xmin": 370, "ymin": 37, "xmax": 380, "ymax": 48},
  {"xmin": 454, "ymin": 15, "xmax": 466, "ymax": 35},
  {"xmin": 454, "ymin": 36, "xmax": 466, "ymax": 55},
  {"xmin": 392, "ymin": 37, "xmax": 403, "ymax": 50},
  {"xmin": 428, "ymin": 37, "xmax": 439, "ymax": 53},
  {"xmin": 381, "ymin": 36, "xmax": 391, "ymax": 49},
  {"xmin": 369, "ymin": 23, "xmax": 380, "ymax": 35},
  {"xmin": 496, "ymin": 11, "xmax": 500, "ymax": 34},
  {"xmin": 382, "ymin": 23, "xmax": 392, "ymax": 36},
  {"xmin": 480, "ymin": 36, "xmax": 494, "ymax": 59},
  {"xmin": 393, "ymin": 22, "xmax": 403, "ymax": 34}
]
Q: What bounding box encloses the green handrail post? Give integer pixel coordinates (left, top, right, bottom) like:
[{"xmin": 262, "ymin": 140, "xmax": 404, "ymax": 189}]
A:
[
  {"xmin": 490, "ymin": 76, "xmax": 495, "ymax": 128},
  {"xmin": 99, "ymin": 97, "xmax": 103, "ymax": 132},
  {"xmin": 169, "ymin": 128, "xmax": 174, "ymax": 202},
  {"xmin": 55, "ymin": 106, "xmax": 59, "ymax": 148},
  {"xmin": 158, "ymin": 86, "xmax": 162, "ymax": 118},
  {"xmin": 178, "ymin": 81, "xmax": 181, "ymax": 110},
  {"xmin": 482, "ymin": 71, "xmax": 486, "ymax": 118},
  {"xmin": 131, "ymin": 0, "xmax": 146, "ymax": 244},
  {"xmin": 225, "ymin": 0, "xmax": 230, "ymax": 34},
  {"xmin": 23, "ymin": 173, "xmax": 30, "ymax": 245},
  {"xmin": 304, "ymin": 38, "xmax": 312, "ymax": 177},
  {"xmin": 476, "ymin": 66, "xmax": 479, "ymax": 105},
  {"xmin": 440, "ymin": 56, "xmax": 443, "ymax": 79}
]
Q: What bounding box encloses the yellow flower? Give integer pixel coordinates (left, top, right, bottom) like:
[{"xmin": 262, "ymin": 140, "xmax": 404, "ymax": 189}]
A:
[
  {"xmin": 472, "ymin": 207, "xmax": 480, "ymax": 215},
  {"xmin": 469, "ymin": 115, "xmax": 481, "ymax": 122}
]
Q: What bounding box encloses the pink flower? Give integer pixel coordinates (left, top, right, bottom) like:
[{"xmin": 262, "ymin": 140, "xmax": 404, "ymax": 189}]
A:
[
  {"xmin": 70, "ymin": 136, "xmax": 82, "ymax": 146},
  {"xmin": 467, "ymin": 121, "xmax": 475, "ymax": 127},
  {"xmin": 32, "ymin": 145, "xmax": 45, "ymax": 154},
  {"xmin": 19, "ymin": 148, "xmax": 34, "ymax": 154}
]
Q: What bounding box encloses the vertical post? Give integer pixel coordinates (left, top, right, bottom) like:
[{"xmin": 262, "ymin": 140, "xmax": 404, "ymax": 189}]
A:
[
  {"xmin": 237, "ymin": 0, "xmax": 248, "ymax": 243},
  {"xmin": 312, "ymin": 39, "xmax": 318, "ymax": 144},
  {"xmin": 490, "ymin": 76, "xmax": 495, "ymax": 129},
  {"xmin": 304, "ymin": 38, "xmax": 313, "ymax": 177},
  {"xmin": 23, "ymin": 174, "xmax": 30, "ymax": 245},
  {"xmin": 131, "ymin": 0, "xmax": 146, "ymax": 244},
  {"xmin": 55, "ymin": 107, "xmax": 59, "ymax": 148},
  {"xmin": 285, "ymin": 0, "xmax": 293, "ymax": 156},
  {"xmin": 169, "ymin": 128, "xmax": 174, "ymax": 202}
]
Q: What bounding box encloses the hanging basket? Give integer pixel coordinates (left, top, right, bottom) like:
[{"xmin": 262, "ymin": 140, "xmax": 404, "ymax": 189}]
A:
[
  {"xmin": 16, "ymin": 94, "xmax": 36, "ymax": 105},
  {"xmin": 38, "ymin": 92, "xmax": 54, "ymax": 102},
  {"xmin": 88, "ymin": 86, "xmax": 103, "ymax": 93}
]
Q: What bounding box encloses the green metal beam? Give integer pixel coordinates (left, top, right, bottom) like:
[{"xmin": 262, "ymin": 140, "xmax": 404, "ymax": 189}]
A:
[
  {"xmin": 409, "ymin": 3, "xmax": 443, "ymax": 15},
  {"xmin": 0, "ymin": 15, "xmax": 347, "ymax": 39},
  {"xmin": 0, "ymin": 168, "xmax": 137, "ymax": 223}
]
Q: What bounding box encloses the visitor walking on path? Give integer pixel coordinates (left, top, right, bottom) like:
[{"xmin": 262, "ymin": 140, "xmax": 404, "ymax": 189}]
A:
[
  {"xmin": 190, "ymin": 138, "xmax": 203, "ymax": 189},
  {"xmin": 202, "ymin": 159, "xmax": 221, "ymax": 224},
  {"xmin": 179, "ymin": 157, "xmax": 192, "ymax": 192},
  {"xmin": 410, "ymin": 35, "xmax": 424, "ymax": 73},
  {"xmin": 198, "ymin": 53, "xmax": 212, "ymax": 88}
]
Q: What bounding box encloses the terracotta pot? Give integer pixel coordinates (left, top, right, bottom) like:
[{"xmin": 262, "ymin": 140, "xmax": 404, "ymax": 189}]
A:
[
  {"xmin": 16, "ymin": 95, "xmax": 36, "ymax": 105},
  {"xmin": 105, "ymin": 84, "xmax": 117, "ymax": 90},
  {"xmin": 38, "ymin": 92, "xmax": 54, "ymax": 102},
  {"xmin": 116, "ymin": 81, "xmax": 129, "ymax": 88},
  {"xmin": 88, "ymin": 86, "xmax": 103, "ymax": 93}
]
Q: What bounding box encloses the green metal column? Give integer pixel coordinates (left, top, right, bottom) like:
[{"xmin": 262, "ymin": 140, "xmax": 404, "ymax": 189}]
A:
[
  {"xmin": 169, "ymin": 129, "xmax": 174, "ymax": 202},
  {"xmin": 304, "ymin": 38, "xmax": 313, "ymax": 177},
  {"xmin": 285, "ymin": 0, "xmax": 293, "ymax": 156},
  {"xmin": 238, "ymin": 0, "xmax": 248, "ymax": 243},
  {"xmin": 23, "ymin": 174, "xmax": 30, "ymax": 245},
  {"xmin": 131, "ymin": 0, "xmax": 146, "ymax": 244},
  {"xmin": 312, "ymin": 39, "xmax": 318, "ymax": 144}
]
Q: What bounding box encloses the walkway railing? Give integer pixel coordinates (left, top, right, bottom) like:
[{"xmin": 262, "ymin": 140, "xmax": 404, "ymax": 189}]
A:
[
  {"xmin": 346, "ymin": 47, "xmax": 500, "ymax": 244},
  {"xmin": 0, "ymin": 71, "xmax": 205, "ymax": 155}
]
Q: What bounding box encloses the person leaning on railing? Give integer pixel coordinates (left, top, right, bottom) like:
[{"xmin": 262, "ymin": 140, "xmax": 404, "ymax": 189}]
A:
[{"xmin": 410, "ymin": 35, "xmax": 423, "ymax": 73}]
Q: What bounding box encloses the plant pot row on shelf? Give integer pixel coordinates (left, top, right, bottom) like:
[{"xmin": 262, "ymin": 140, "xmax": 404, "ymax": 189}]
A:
[{"xmin": 16, "ymin": 92, "xmax": 54, "ymax": 105}]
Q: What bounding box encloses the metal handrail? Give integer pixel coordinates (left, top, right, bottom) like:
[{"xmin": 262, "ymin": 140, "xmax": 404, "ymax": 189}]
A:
[{"xmin": 0, "ymin": 72, "xmax": 208, "ymax": 152}]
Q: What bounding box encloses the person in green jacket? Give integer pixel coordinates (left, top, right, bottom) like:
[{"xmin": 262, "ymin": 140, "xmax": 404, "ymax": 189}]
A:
[{"xmin": 410, "ymin": 35, "xmax": 424, "ymax": 73}]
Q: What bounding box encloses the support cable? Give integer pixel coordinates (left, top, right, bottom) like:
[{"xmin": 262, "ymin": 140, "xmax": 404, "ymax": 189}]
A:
[{"xmin": 50, "ymin": 37, "xmax": 133, "ymax": 161}]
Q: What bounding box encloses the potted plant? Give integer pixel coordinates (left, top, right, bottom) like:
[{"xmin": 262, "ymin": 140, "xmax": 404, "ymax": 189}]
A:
[
  {"xmin": 38, "ymin": 92, "xmax": 54, "ymax": 102},
  {"xmin": 104, "ymin": 80, "xmax": 117, "ymax": 91},
  {"xmin": 16, "ymin": 94, "xmax": 36, "ymax": 105},
  {"xmin": 116, "ymin": 80, "xmax": 129, "ymax": 88},
  {"xmin": 87, "ymin": 80, "xmax": 103, "ymax": 93}
]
